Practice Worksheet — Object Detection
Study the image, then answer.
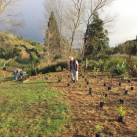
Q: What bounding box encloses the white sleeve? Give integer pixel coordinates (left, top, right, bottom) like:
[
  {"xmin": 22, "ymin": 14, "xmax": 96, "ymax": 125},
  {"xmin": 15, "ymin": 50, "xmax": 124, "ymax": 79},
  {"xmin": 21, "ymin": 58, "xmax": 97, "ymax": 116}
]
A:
[{"xmin": 76, "ymin": 60, "xmax": 78, "ymax": 65}]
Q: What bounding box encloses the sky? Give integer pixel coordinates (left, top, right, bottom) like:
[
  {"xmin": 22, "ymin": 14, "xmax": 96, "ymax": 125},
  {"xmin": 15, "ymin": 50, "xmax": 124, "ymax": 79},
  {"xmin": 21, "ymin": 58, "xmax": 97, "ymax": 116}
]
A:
[{"xmin": 15, "ymin": 0, "xmax": 137, "ymax": 48}]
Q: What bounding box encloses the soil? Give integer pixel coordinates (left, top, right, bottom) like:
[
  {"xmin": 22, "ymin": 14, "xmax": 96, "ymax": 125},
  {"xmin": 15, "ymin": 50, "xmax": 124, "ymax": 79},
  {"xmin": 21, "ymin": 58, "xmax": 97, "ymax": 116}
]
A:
[
  {"xmin": 46, "ymin": 70, "xmax": 137, "ymax": 137},
  {"xmin": 1, "ymin": 69, "xmax": 137, "ymax": 137}
]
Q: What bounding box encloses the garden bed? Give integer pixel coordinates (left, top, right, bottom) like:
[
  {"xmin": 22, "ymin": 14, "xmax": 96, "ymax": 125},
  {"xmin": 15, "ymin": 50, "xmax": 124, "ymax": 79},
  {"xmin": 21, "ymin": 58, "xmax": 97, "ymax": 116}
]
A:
[{"xmin": 44, "ymin": 70, "xmax": 137, "ymax": 137}]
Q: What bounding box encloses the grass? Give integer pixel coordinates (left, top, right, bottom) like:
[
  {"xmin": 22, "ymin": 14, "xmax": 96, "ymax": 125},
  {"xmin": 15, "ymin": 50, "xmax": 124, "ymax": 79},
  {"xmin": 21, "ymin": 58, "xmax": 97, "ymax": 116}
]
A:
[
  {"xmin": 0, "ymin": 79, "xmax": 71, "ymax": 136},
  {"xmin": 0, "ymin": 76, "xmax": 15, "ymax": 82}
]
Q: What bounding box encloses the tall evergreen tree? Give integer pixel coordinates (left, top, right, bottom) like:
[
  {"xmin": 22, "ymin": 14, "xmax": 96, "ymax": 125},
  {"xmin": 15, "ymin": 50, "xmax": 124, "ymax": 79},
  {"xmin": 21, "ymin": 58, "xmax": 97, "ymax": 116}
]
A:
[
  {"xmin": 44, "ymin": 12, "xmax": 60, "ymax": 63},
  {"xmin": 84, "ymin": 12, "xmax": 109, "ymax": 59},
  {"xmin": 44, "ymin": 11, "xmax": 70, "ymax": 64}
]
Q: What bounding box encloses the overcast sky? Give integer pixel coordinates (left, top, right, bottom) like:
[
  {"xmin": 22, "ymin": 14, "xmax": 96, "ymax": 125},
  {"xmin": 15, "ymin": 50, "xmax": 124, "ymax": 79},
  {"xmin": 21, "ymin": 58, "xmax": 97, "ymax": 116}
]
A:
[{"xmin": 16, "ymin": 0, "xmax": 137, "ymax": 48}]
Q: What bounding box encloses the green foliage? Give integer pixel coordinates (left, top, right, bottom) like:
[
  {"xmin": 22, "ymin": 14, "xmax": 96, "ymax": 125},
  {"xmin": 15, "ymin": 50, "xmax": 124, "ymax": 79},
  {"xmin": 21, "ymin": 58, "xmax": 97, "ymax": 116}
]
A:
[
  {"xmin": 0, "ymin": 59, "xmax": 5, "ymax": 68},
  {"xmin": 31, "ymin": 53, "xmax": 38, "ymax": 62},
  {"xmin": 17, "ymin": 36, "xmax": 23, "ymax": 40},
  {"xmin": 13, "ymin": 48, "xmax": 22, "ymax": 57},
  {"xmin": 99, "ymin": 59, "xmax": 109, "ymax": 72},
  {"xmin": 23, "ymin": 38, "xmax": 27, "ymax": 42},
  {"xmin": 129, "ymin": 61, "xmax": 137, "ymax": 77},
  {"xmin": 59, "ymin": 75, "xmax": 63, "ymax": 80},
  {"xmin": 131, "ymin": 56, "xmax": 137, "ymax": 66},
  {"xmin": 84, "ymin": 73, "xmax": 87, "ymax": 78},
  {"xmin": 14, "ymin": 44, "xmax": 19, "ymax": 47},
  {"xmin": 27, "ymin": 38, "xmax": 33, "ymax": 45},
  {"xmin": 84, "ymin": 12, "xmax": 109, "ymax": 58},
  {"xmin": 93, "ymin": 125, "xmax": 103, "ymax": 133},
  {"xmin": 38, "ymin": 72, "xmax": 42, "ymax": 75},
  {"xmin": 54, "ymin": 55, "xmax": 61, "ymax": 60},
  {"xmin": 108, "ymin": 57, "xmax": 128, "ymax": 68},
  {"xmin": 55, "ymin": 66, "xmax": 61, "ymax": 72},
  {"xmin": 104, "ymin": 76, "xmax": 108, "ymax": 81},
  {"xmin": 112, "ymin": 62, "xmax": 127, "ymax": 75},
  {"xmin": 115, "ymin": 104, "xmax": 127, "ymax": 117},
  {"xmin": 87, "ymin": 60, "xmax": 99, "ymax": 69},
  {"xmin": 5, "ymin": 62, "xmax": 11, "ymax": 67},
  {"xmin": 114, "ymin": 40, "xmax": 137, "ymax": 55},
  {"xmin": 93, "ymin": 66, "xmax": 101, "ymax": 77}
]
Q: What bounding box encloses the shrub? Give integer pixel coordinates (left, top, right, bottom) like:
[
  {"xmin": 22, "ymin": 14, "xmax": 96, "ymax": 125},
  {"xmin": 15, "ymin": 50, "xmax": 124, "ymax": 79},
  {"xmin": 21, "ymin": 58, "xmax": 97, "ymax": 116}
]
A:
[
  {"xmin": 31, "ymin": 48, "xmax": 38, "ymax": 53},
  {"xmin": 38, "ymin": 61, "xmax": 69, "ymax": 74},
  {"xmin": 23, "ymin": 38, "xmax": 27, "ymax": 42},
  {"xmin": 112, "ymin": 62, "xmax": 127, "ymax": 75},
  {"xmin": 0, "ymin": 59, "xmax": 5, "ymax": 68},
  {"xmin": 108, "ymin": 57, "xmax": 128, "ymax": 68},
  {"xmin": 35, "ymin": 47, "xmax": 43, "ymax": 52},
  {"xmin": 87, "ymin": 60, "xmax": 100, "ymax": 69},
  {"xmin": 54, "ymin": 55, "xmax": 61, "ymax": 60},
  {"xmin": 99, "ymin": 59, "xmax": 109, "ymax": 72},
  {"xmin": 15, "ymin": 44, "xmax": 19, "ymax": 47},
  {"xmin": 55, "ymin": 66, "xmax": 61, "ymax": 72},
  {"xmin": 13, "ymin": 48, "xmax": 22, "ymax": 57},
  {"xmin": 131, "ymin": 56, "xmax": 137, "ymax": 66},
  {"xmin": 128, "ymin": 61, "xmax": 137, "ymax": 77},
  {"xmin": 17, "ymin": 36, "xmax": 23, "ymax": 40},
  {"xmin": 27, "ymin": 39, "xmax": 33, "ymax": 45},
  {"xmin": 5, "ymin": 62, "xmax": 11, "ymax": 67}
]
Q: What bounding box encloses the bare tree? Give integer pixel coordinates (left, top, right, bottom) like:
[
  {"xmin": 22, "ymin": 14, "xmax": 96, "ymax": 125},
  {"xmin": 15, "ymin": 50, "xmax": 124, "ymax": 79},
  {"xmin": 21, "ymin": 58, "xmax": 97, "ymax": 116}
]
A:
[
  {"xmin": 63, "ymin": 0, "xmax": 86, "ymax": 54},
  {"xmin": 66, "ymin": 0, "xmax": 117, "ymax": 54},
  {"xmin": 42, "ymin": 0, "xmax": 117, "ymax": 56},
  {"xmin": 0, "ymin": 0, "xmax": 24, "ymax": 34}
]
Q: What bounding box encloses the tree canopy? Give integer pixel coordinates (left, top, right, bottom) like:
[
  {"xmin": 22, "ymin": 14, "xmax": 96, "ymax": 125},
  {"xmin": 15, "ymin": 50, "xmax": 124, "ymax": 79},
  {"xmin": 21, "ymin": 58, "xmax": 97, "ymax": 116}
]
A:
[{"xmin": 84, "ymin": 12, "xmax": 109, "ymax": 59}]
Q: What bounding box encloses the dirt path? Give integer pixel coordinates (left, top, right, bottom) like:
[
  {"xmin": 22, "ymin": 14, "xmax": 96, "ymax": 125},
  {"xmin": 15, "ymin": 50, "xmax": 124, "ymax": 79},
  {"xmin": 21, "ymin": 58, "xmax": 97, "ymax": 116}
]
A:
[{"xmin": 46, "ymin": 70, "xmax": 137, "ymax": 137}]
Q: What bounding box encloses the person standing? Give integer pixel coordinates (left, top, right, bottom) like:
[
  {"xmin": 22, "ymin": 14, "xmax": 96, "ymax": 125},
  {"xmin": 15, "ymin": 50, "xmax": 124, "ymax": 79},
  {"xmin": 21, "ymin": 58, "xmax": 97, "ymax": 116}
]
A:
[
  {"xmin": 13, "ymin": 69, "xmax": 22, "ymax": 80},
  {"xmin": 69, "ymin": 56, "xmax": 78, "ymax": 82}
]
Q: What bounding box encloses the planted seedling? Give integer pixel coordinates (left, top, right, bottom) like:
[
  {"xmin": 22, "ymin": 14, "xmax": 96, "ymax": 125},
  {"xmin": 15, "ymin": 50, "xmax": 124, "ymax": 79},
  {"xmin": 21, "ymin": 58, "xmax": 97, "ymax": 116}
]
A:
[
  {"xmin": 58, "ymin": 75, "xmax": 63, "ymax": 82},
  {"xmin": 115, "ymin": 104, "xmax": 127, "ymax": 122},
  {"xmin": 55, "ymin": 66, "xmax": 61, "ymax": 72},
  {"xmin": 128, "ymin": 78, "xmax": 131, "ymax": 83},
  {"xmin": 93, "ymin": 67, "xmax": 101, "ymax": 78},
  {"xmin": 67, "ymin": 78, "xmax": 70, "ymax": 86},
  {"xmin": 48, "ymin": 71, "xmax": 53, "ymax": 77},
  {"xmin": 125, "ymin": 90, "xmax": 129, "ymax": 94},
  {"xmin": 86, "ymin": 76, "xmax": 90, "ymax": 85},
  {"xmin": 124, "ymin": 86, "xmax": 129, "ymax": 94},
  {"xmin": 102, "ymin": 93, "xmax": 109, "ymax": 102},
  {"xmin": 78, "ymin": 82, "xmax": 82, "ymax": 88},
  {"xmin": 81, "ymin": 70, "xmax": 84, "ymax": 77},
  {"xmin": 93, "ymin": 125, "xmax": 103, "ymax": 137},
  {"xmin": 119, "ymin": 78, "xmax": 122, "ymax": 86},
  {"xmin": 100, "ymin": 94, "xmax": 105, "ymax": 107},
  {"xmin": 120, "ymin": 94, "xmax": 125, "ymax": 104},
  {"xmin": 131, "ymin": 82, "xmax": 134, "ymax": 90},
  {"xmin": 89, "ymin": 88, "xmax": 92, "ymax": 95},
  {"xmin": 124, "ymin": 76, "xmax": 128, "ymax": 80},
  {"xmin": 45, "ymin": 74, "xmax": 49, "ymax": 80},
  {"xmin": 104, "ymin": 76, "xmax": 108, "ymax": 86}
]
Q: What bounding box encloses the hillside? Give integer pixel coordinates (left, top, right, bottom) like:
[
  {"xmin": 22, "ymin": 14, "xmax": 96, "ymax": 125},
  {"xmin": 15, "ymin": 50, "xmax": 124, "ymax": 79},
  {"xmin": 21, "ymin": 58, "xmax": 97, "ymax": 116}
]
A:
[{"xmin": 0, "ymin": 32, "xmax": 46, "ymax": 72}]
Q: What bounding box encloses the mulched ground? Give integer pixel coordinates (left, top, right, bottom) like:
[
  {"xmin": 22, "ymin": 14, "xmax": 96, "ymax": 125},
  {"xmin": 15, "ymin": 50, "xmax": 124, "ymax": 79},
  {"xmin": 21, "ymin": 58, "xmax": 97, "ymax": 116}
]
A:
[
  {"xmin": 45, "ymin": 70, "xmax": 137, "ymax": 137},
  {"xmin": 1, "ymin": 70, "xmax": 137, "ymax": 137}
]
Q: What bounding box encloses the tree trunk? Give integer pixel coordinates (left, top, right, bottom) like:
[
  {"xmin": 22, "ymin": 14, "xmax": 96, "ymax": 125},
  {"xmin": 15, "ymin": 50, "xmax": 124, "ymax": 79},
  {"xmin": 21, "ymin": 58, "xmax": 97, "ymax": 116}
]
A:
[
  {"xmin": 1, "ymin": 56, "xmax": 17, "ymax": 70},
  {"xmin": 70, "ymin": 31, "xmax": 76, "ymax": 54}
]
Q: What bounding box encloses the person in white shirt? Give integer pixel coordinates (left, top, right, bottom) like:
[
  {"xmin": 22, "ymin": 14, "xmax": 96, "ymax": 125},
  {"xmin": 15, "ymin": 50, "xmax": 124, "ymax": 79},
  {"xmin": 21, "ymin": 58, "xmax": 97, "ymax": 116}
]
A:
[{"xmin": 69, "ymin": 56, "xmax": 78, "ymax": 82}]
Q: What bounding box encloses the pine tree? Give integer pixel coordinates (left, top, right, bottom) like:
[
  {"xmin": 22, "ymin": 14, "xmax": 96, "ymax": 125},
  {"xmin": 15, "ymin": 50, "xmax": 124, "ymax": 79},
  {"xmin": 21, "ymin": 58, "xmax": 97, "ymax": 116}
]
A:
[{"xmin": 84, "ymin": 12, "xmax": 109, "ymax": 59}]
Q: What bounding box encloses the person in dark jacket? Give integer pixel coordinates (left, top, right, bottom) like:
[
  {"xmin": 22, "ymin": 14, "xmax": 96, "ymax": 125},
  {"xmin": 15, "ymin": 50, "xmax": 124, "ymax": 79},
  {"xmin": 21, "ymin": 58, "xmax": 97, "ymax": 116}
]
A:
[{"xmin": 69, "ymin": 56, "xmax": 78, "ymax": 82}]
